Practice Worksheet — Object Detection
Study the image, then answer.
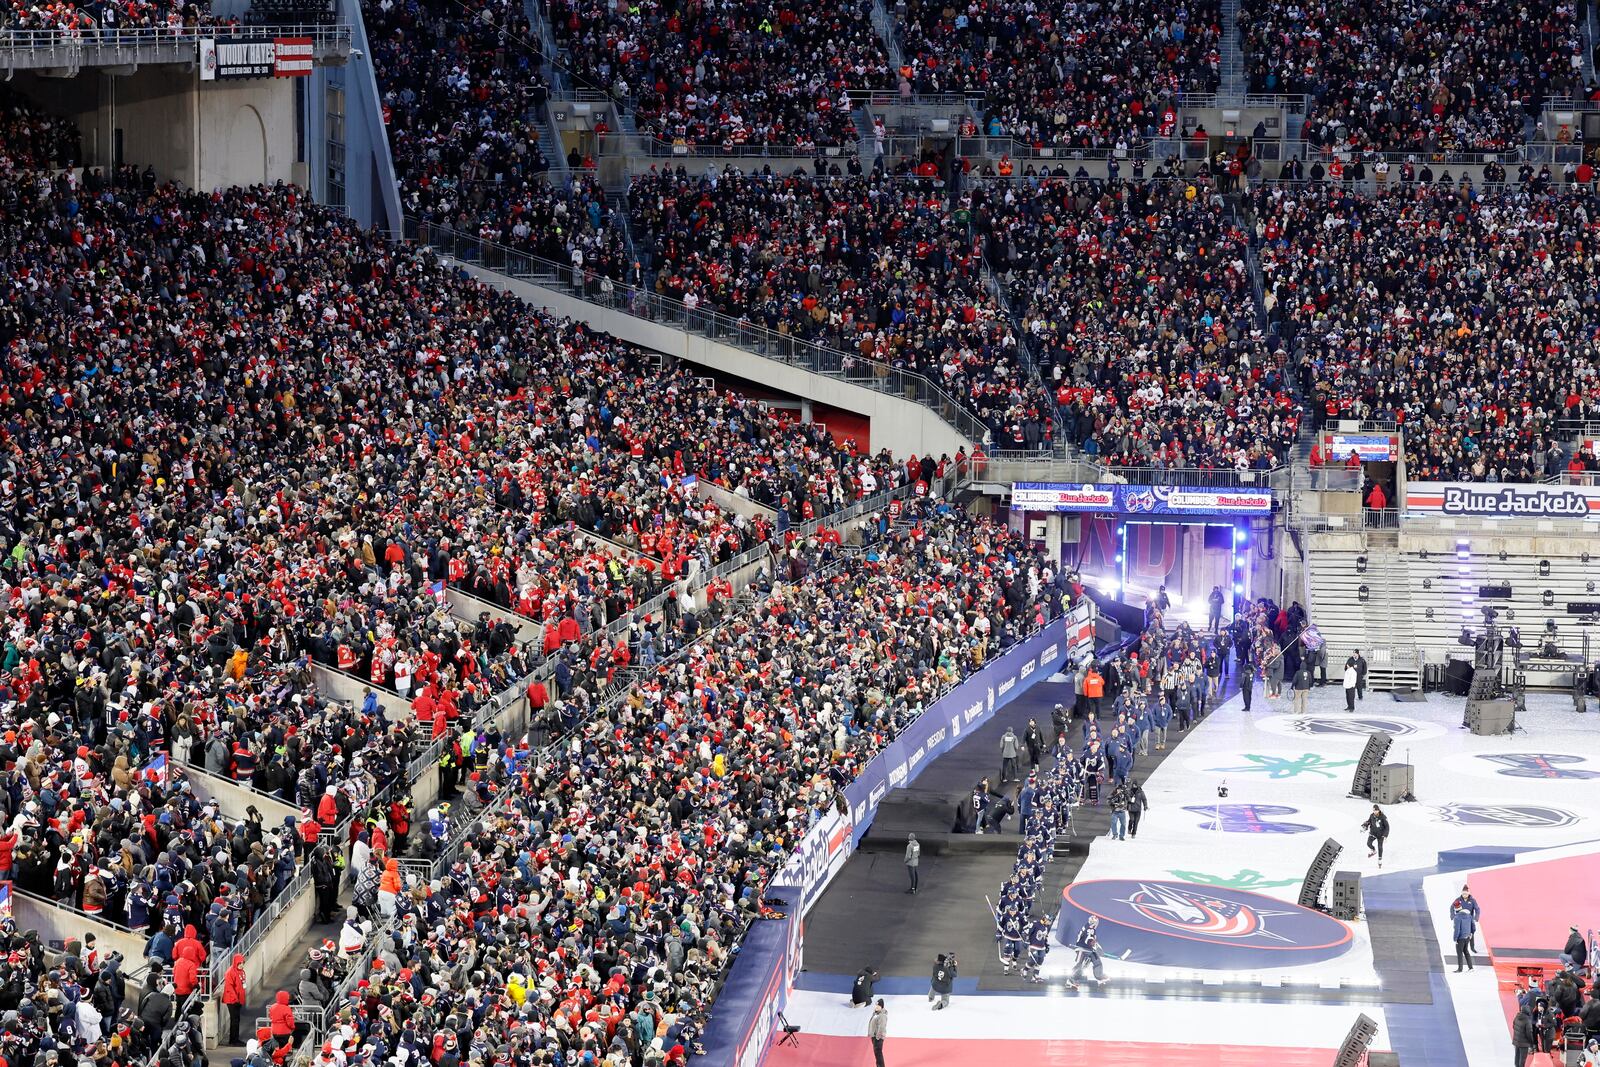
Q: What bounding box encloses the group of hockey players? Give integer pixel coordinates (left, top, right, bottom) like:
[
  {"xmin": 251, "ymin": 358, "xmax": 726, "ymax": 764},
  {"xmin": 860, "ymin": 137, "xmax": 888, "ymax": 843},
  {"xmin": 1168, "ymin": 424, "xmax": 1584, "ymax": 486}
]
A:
[
  {"xmin": 989, "ymin": 623, "xmax": 1231, "ymax": 988},
  {"xmin": 994, "ymin": 724, "xmax": 1081, "ymax": 985}
]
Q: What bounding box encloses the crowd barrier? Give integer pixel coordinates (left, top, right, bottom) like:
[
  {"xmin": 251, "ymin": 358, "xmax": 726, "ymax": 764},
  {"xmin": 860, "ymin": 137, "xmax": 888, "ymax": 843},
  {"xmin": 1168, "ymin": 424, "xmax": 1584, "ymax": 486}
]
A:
[
  {"xmin": 776, "ymin": 617, "xmax": 1070, "ymax": 915},
  {"xmin": 698, "ymin": 887, "xmax": 802, "ymax": 1067},
  {"xmin": 713, "ymin": 621, "xmax": 1071, "ymax": 1067}
]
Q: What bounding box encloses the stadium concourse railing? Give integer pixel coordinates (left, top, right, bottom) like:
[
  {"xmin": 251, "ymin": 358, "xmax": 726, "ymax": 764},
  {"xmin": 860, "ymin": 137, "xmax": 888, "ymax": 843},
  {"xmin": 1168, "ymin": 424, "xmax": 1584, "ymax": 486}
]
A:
[
  {"xmin": 403, "ymin": 217, "xmax": 1007, "ymax": 449},
  {"xmin": 0, "ymin": 23, "xmax": 352, "ymax": 69},
  {"xmin": 979, "ymin": 452, "xmax": 1290, "ymax": 490},
  {"xmin": 1246, "ymin": 137, "xmax": 1583, "ymax": 167}
]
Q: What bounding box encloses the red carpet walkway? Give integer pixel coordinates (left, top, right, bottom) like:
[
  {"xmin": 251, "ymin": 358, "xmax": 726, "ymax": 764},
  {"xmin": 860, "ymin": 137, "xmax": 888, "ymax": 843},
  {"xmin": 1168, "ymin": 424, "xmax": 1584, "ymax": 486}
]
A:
[{"xmin": 1469, "ymin": 852, "xmax": 1600, "ymax": 960}]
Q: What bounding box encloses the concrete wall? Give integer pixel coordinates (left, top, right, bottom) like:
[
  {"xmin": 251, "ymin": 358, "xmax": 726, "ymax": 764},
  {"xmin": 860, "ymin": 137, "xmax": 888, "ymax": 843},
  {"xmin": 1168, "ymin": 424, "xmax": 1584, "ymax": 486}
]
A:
[
  {"xmin": 696, "ymin": 481, "xmax": 776, "ymax": 522},
  {"xmin": 13, "ymin": 65, "xmax": 296, "ymax": 193},
  {"xmin": 91, "ymin": 67, "xmax": 199, "ymax": 184},
  {"xmin": 310, "ymin": 663, "xmax": 411, "ymax": 722},
  {"xmin": 444, "ymin": 587, "xmax": 540, "ymax": 645},
  {"xmin": 13, "ymin": 890, "xmax": 147, "ymax": 960},
  {"xmin": 187, "ymin": 765, "xmax": 300, "ymax": 828},
  {"xmin": 451, "ymin": 266, "xmax": 973, "ymax": 461},
  {"xmin": 573, "ymin": 527, "xmax": 659, "ymax": 563},
  {"xmin": 196, "ymin": 77, "xmax": 297, "ymax": 191},
  {"xmin": 1182, "ymin": 106, "xmax": 1287, "ymax": 140}
]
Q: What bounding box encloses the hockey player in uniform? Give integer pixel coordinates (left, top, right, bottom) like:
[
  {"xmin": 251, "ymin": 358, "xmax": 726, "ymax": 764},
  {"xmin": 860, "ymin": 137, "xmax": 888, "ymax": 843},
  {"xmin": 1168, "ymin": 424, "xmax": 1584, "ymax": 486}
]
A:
[
  {"xmin": 1025, "ymin": 913, "xmax": 1057, "ymax": 985},
  {"xmin": 997, "ymin": 909, "xmax": 1025, "ymax": 974},
  {"xmin": 1070, "ymin": 916, "xmax": 1107, "ymax": 986}
]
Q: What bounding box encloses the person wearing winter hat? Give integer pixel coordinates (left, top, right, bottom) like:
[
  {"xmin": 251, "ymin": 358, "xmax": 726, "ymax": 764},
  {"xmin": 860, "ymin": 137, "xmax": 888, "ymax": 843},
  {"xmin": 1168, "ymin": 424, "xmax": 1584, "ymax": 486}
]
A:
[{"xmin": 222, "ymin": 954, "xmax": 248, "ymax": 1044}]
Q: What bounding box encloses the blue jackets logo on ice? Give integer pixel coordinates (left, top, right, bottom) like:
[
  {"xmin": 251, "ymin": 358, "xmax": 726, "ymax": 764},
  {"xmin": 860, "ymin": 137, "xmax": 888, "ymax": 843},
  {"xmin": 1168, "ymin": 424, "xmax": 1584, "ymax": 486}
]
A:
[
  {"xmin": 1121, "ymin": 882, "xmax": 1291, "ymax": 941},
  {"xmin": 1478, "ymin": 754, "xmax": 1600, "ymax": 780},
  {"xmin": 1182, "ymin": 803, "xmax": 1317, "ymax": 833},
  {"xmin": 1058, "ymin": 880, "xmax": 1354, "ymax": 969},
  {"xmin": 1434, "ymin": 803, "xmax": 1581, "ymax": 828}
]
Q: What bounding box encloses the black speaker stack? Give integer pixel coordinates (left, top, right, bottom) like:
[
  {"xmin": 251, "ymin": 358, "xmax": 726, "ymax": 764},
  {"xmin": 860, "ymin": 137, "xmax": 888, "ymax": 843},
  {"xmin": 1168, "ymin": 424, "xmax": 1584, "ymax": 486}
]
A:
[
  {"xmin": 1442, "ymin": 658, "xmax": 1474, "ymax": 696},
  {"xmin": 1331, "ymin": 1014, "xmax": 1380, "ymax": 1067},
  {"xmin": 1298, "ymin": 837, "xmax": 1343, "ymax": 910},
  {"xmin": 1349, "ymin": 731, "xmax": 1393, "ymax": 799},
  {"xmin": 1330, "ymin": 870, "xmax": 1362, "ymax": 921}
]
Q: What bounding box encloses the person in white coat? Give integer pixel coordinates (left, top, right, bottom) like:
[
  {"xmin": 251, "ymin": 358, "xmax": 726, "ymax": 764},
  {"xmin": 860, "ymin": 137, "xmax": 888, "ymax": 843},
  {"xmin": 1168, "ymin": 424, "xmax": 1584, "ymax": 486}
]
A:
[{"xmin": 1343, "ymin": 657, "xmax": 1359, "ymax": 711}]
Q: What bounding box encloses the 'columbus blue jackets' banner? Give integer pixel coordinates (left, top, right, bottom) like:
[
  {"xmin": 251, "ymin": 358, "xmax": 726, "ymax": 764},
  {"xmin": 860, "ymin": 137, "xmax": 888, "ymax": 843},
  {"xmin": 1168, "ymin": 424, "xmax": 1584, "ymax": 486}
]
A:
[
  {"xmin": 697, "ymin": 886, "xmax": 800, "ymax": 1067},
  {"xmin": 1406, "ymin": 481, "xmax": 1600, "ymax": 520},
  {"xmin": 1055, "ymin": 879, "xmax": 1353, "ymax": 969},
  {"xmin": 1012, "ymin": 483, "xmax": 1273, "ymax": 517}
]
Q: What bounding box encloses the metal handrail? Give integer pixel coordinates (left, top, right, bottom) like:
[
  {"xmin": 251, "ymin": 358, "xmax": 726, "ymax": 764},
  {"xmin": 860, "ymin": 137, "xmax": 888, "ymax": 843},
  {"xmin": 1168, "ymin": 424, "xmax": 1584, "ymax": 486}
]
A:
[
  {"xmin": 404, "ymin": 217, "xmax": 1005, "ymax": 448},
  {"xmin": 1272, "ymin": 138, "xmax": 1579, "ymax": 167},
  {"xmin": 600, "ymin": 133, "xmax": 858, "ymax": 158},
  {"xmin": 977, "ymin": 454, "xmax": 1288, "ymax": 489},
  {"xmin": 848, "ymin": 88, "xmax": 983, "ymax": 108},
  {"xmin": 0, "ymin": 23, "xmax": 351, "ymax": 46},
  {"xmin": 1177, "ymin": 91, "xmax": 1310, "ymax": 111},
  {"xmin": 199, "ymin": 775, "xmax": 397, "ymax": 993}
]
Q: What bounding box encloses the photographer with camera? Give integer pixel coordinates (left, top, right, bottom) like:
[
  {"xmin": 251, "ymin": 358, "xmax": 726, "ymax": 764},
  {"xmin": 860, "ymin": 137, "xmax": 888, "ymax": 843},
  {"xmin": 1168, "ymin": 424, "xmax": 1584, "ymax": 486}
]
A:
[{"xmin": 928, "ymin": 952, "xmax": 958, "ymax": 1010}]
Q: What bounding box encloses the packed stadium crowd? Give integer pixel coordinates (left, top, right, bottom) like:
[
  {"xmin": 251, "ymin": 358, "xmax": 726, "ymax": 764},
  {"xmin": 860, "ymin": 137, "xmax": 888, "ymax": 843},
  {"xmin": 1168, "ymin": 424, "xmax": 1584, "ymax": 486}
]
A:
[
  {"xmin": 628, "ymin": 165, "xmax": 1057, "ymax": 450},
  {"xmin": 1238, "ymin": 0, "xmax": 1585, "ymax": 152},
  {"xmin": 1248, "ymin": 180, "xmax": 1600, "ymax": 480},
  {"xmin": 0, "ymin": 0, "xmax": 217, "ymax": 32},
  {"xmin": 544, "ymin": 0, "xmax": 890, "ymax": 148},
  {"xmin": 896, "ymin": 0, "xmax": 1216, "ymax": 148},
  {"xmin": 0, "ymin": 95, "xmax": 943, "ymax": 1061},
  {"xmin": 9, "ymin": 0, "xmax": 1600, "ymax": 1056},
  {"xmin": 971, "ymin": 166, "xmax": 1301, "ymax": 469},
  {"xmin": 362, "ymin": 0, "xmax": 636, "ymax": 277},
  {"xmin": 262, "ymin": 494, "xmax": 1061, "ymax": 1067}
]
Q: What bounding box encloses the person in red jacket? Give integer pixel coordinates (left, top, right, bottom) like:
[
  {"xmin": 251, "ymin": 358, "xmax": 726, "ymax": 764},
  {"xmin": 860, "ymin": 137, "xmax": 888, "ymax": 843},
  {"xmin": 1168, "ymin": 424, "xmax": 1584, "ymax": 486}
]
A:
[
  {"xmin": 316, "ymin": 786, "xmax": 341, "ymax": 827},
  {"xmin": 299, "ymin": 811, "xmax": 323, "ymax": 862},
  {"xmin": 268, "ymin": 989, "xmax": 296, "ymax": 1051},
  {"xmin": 173, "ymin": 952, "xmax": 199, "ymax": 998},
  {"xmin": 173, "ymin": 924, "xmax": 207, "ymax": 969},
  {"xmin": 222, "ymin": 954, "xmax": 247, "ymax": 1044},
  {"xmin": 388, "ymin": 799, "xmax": 411, "ymax": 855}
]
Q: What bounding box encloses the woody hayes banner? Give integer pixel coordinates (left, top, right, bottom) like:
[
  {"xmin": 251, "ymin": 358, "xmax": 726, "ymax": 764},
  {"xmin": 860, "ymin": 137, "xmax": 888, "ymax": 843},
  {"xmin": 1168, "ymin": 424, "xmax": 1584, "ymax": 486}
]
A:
[{"xmin": 200, "ymin": 36, "xmax": 315, "ymax": 80}]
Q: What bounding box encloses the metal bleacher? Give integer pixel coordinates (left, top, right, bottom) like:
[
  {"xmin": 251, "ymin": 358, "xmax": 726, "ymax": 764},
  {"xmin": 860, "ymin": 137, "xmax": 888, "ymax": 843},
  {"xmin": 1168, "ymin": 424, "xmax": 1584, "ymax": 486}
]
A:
[
  {"xmin": 1306, "ymin": 548, "xmax": 1422, "ymax": 691},
  {"xmin": 1401, "ymin": 544, "xmax": 1599, "ymax": 684},
  {"xmin": 1307, "ymin": 536, "xmax": 1600, "ymax": 691}
]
